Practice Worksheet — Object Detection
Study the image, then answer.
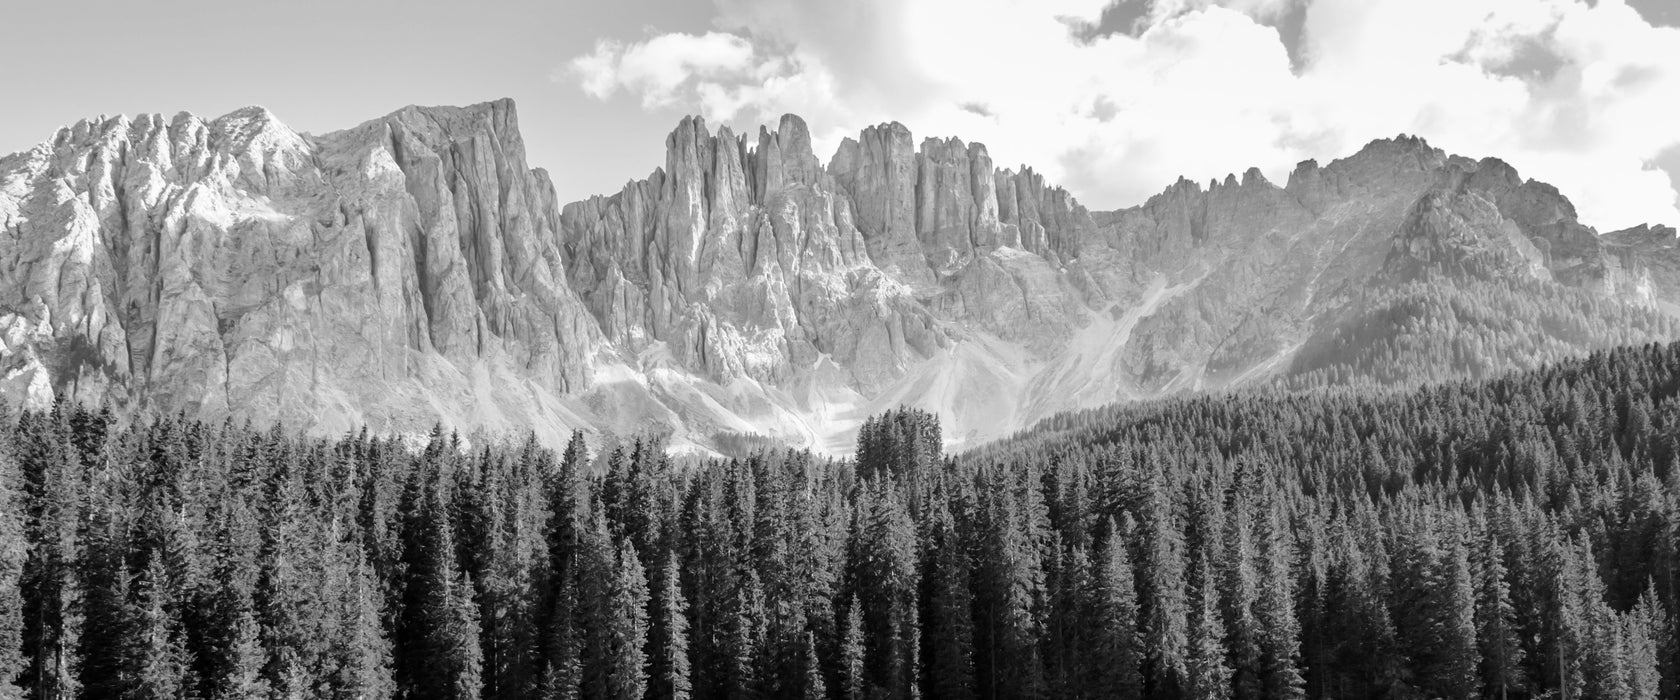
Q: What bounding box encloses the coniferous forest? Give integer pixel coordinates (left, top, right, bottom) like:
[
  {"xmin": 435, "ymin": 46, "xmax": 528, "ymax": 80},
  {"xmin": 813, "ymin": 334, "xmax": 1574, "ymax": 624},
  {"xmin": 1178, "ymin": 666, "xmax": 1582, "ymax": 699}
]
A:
[{"xmin": 4, "ymin": 343, "xmax": 1680, "ymax": 699}]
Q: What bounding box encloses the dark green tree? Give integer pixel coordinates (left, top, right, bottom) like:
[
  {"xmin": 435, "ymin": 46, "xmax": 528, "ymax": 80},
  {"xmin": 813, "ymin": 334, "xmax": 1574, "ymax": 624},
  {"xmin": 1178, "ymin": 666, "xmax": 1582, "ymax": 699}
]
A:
[{"xmin": 1085, "ymin": 520, "xmax": 1143, "ymax": 699}]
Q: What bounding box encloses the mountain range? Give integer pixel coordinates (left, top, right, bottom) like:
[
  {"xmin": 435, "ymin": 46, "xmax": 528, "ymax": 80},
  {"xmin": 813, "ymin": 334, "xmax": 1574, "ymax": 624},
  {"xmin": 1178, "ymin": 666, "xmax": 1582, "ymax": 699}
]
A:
[{"xmin": 2, "ymin": 98, "xmax": 1677, "ymax": 453}]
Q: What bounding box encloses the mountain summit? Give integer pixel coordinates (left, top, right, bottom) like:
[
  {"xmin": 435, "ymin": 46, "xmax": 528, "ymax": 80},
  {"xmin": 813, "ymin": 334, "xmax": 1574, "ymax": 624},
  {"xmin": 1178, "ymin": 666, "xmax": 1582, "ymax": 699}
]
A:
[{"xmin": 2, "ymin": 99, "xmax": 1676, "ymax": 452}]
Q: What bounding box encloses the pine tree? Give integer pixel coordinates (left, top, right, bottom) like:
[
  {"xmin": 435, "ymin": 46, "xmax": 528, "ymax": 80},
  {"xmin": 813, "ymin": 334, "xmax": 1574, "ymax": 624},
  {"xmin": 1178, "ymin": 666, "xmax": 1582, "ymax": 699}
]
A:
[
  {"xmin": 925, "ymin": 505, "xmax": 976, "ymax": 700},
  {"xmin": 1085, "ymin": 521, "xmax": 1144, "ymax": 699},
  {"xmin": 722, "ymin": 568, "xmax": 766, "ymax": 698},
  {"xmin": 1624, "ymin": 585, "xmax": 1667, "ymax": 700},
  {"xmin": 401, "ymin": 460, "xmax": 485, "ymax": 700},
  {"xmin": 1185, "ymin": 550, "xmax": 1232, "ymax": 700},
  {"xmin": 1474, "ymin": 534, "xmax": 1525, "ymax": 699},
  {"xmin": 978, "ymin": 480, "xmax": 1047, "ymax": 700},
  {"xmin": 578, "ymin": 502, "xmax": 620, "ymax": 699},
  {"xmin": 852, "ymin": 481, "xmax": 921, "ymax": 698},
  {"xmin": 652, "ymin": 555, "xmax": 692, "ymax": 700},
  {"xmin": 1255, "ymin": 504, "xmax": 1305, "ymax": 700},
  {"xmin": 1139, "ymin": 467, "xmax": 1188, "ymax": 697},
  {"xmin": 132, "ymin": 556, "xmax": 188, "ymax": 700},
  {"xmin": 1223, "ymin": 501, "xmax": 1265, "ymax": 700},
  {"xmin": 537, "ymin": 571, "xmax": 583, "ymax": 700},
  {"xmin": 606, "ymin": 542, "xmax": 651, "ymax": 700},
  {"xmin": 435, "ymin": 568, "xmax": 487, "ymax": 699},
  {"xmin": 20, "ymin": 410, "xmax": 83, "ymax": 700},
  {"xmin": 0, "ymin": 432, "xmax": 26, "ymax": 696},
  {"xmin": 1564, "ymin": 537, "xmax": 1629, "ymax": 700},
  {"xmin": 842, "ymin": 597, "xmax": 867, "ymax": 700},
  {"xmin": 330, "ymin": 554, "xmax": 394, "ymax": 699},
  {"xmin": 219, "ymin": 606, "xmax": 269, "ymax": 699},
  {"xmin": 801, "ymin": 632, "xmax": 828, "ymax": 700},
  {"xmin": 1549, "ymin": 533, "xmax": 1589, "ymax": 700},
  {"xmin": 76, "ymin": 475, "xmax": 132, "ymax": 699},
  {"xmin": 1439, "ymin": 533, "xmax": 1481, "ymax": 699},
  {"xmin": 198, "ymin": 498, "xmax": 268, "ymax": 700}
]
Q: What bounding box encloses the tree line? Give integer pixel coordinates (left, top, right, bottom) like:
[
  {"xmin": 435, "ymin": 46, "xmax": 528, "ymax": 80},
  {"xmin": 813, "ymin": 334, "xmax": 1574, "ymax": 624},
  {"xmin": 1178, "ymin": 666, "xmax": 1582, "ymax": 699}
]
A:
[{"xmin": 1, "ymin": 341, "xmax": 1679, "ymax": 698}]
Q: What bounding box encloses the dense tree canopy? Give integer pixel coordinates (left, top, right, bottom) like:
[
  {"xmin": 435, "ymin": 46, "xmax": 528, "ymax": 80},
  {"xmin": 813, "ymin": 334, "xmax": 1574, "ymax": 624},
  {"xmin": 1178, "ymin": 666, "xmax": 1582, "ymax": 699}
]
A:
[{"xmin": 2, "ymin": 343, "xmax": 1680, "ymax": 698}]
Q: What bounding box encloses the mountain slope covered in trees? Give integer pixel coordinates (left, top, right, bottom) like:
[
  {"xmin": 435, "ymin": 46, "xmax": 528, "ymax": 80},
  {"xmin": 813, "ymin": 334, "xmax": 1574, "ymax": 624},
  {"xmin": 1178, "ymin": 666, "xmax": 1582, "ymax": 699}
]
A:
[{"xmin": 3, "ymin": 337, "xmax": 1680, "ymax": 698}]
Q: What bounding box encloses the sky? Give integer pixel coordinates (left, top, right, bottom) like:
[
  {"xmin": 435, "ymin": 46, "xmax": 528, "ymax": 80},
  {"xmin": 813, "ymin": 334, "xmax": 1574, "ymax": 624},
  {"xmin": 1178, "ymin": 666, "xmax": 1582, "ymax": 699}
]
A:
[{"xmin": 2, "ymin": 0, "xmax": 1678, "ymax": 231}]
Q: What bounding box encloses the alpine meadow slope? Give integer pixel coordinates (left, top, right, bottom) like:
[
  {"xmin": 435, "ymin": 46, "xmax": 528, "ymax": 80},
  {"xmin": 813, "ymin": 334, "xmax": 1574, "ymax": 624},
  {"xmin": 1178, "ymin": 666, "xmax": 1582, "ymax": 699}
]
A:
[{"xmin": 2, "ymin": 99, "xmax": 1677, "ymax": 452}]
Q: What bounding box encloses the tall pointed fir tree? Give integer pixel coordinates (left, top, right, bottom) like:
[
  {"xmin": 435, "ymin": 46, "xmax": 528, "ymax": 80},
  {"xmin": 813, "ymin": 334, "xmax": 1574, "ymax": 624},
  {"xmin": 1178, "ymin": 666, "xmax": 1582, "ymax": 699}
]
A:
[
  {"xmin": 196, "ymin": 496, "xmax": 268, "ymax": 700},
  {"xmin": 801, "ymin": 632, "xmax": 828, "ymax": 700},
  {"xmin": 75, "ymin": 464, "xmax": 131, "ymax": 699},
  {"xmin": 606, "ymin": 542, "xmax": 650, "ymax": 700},
  {"xmin": 978, "ymin": 478, "xmax": 1047, "ymax": 700},
  {"xmin": 19, "ymin": 410, "xmax": 83, "ymax": 699},
  {"xmin": 1185, "ymin": 550, "xmax": 1232, "ymax": 700},
  {"xmin": 924, "ymin": 502, "xmax": 976, "ymax": 700},
  {"xmin": 329, "ymin": 551, "xmax": 395, "ymax": 699},
  {"xmin": 652, "ymin": 555, "xmax": 692, "ymax": 700},
  {"xmin": 1222, "ymin": 499, "xmax": 1266, "ymax": 700},
  {"xmin": 537, "ymin": 570, "xmax": 583, "ymax": 700},
  {"xmin": 841, "ymin": 596, "xmax": 867, "ymax": 700},
  {"xmin": 852, "ymin": 481, "xmax": 921, "ymax": 699},
  {"xmin": 434, "ymin": 568, "xmax": 487, "ymax": 700},
  {"xmin": 1625, "ymin": 584, "xmax": 1668, "ymax": 700},
  {"xmin": 1256, "ymin": 502, "xmax": 1305, "ymax": 700},
  {"xmin": 132, "ymin": 556, "xmax": 188, "ymax": 700},
  {"xmin": 1474, "ymin": 533, "xmax": 1526, "ymax": 700},
  {"xmin": 538, "ymin": 431, "xmax": 589, "ymax": 700},
  {"xmin": 400, "ymin": 459, "xmax": 485, "ymax": 700},
  {"xmin": 1440, "ymin": 533, "xmax": 1482, "ymax": 699},
  {"xmin": 0, "ymin": 428, "xmax": 26, "ymax": 697},
  {"xmin": 1140, "ymin": 467, "xmax": 1189, "ymax": 697},
  {"xmin": 722, "ymin": 568, "xmax": 767, "ymax": 698},
  {"xmin": 1084, "ymin": 519, "xmax": 1144, "ymax": 699},
  {"xmin": 578, "ymin": 502, "xmax": 620, "ymax": 699}
]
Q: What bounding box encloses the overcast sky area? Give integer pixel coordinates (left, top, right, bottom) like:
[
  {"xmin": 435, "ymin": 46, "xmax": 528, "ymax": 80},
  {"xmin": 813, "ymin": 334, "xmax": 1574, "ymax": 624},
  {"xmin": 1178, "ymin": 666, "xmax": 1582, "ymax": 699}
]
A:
[{"xmin": 2, "ymin": 0, "xmax": 1677, "ymax": 231}]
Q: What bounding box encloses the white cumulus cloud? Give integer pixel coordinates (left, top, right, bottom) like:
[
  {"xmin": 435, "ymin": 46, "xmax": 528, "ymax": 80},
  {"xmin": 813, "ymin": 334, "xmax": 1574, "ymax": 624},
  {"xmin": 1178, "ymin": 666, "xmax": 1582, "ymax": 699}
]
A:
[{"xmin": 565, "ymin": 0, "xmax": 1680, "ymax": 230}]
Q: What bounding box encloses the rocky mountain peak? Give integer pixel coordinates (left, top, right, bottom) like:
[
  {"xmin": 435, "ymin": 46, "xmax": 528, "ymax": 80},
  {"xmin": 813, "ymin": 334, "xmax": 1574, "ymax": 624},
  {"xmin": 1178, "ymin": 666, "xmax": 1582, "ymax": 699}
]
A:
[{"xmin": 3, "ymin": 103, "xmax": 1678, "ymax": 454}]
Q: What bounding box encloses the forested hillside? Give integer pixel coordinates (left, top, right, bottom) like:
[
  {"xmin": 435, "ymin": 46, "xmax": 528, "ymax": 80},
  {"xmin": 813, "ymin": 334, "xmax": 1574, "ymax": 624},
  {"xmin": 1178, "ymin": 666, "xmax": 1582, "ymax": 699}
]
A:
[{"xmin": 3, "ymin": 342, "xmax": 1680, "ymax": 698}]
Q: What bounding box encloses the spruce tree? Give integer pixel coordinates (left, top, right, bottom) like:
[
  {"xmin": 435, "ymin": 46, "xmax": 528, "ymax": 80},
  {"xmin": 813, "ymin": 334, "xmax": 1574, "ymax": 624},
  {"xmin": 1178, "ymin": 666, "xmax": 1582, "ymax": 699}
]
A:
[
  {"xmin": 76, "ymin": 477, "xmax": 131, "ymax": 699},
  {"xmin": 722, "ymin": 568, "xmax": 767, "ymax": 698},
  {"xmin": 132, "ymin": 556, "xmax": 188, "ymax": 700},
  {"xmin": 1085, "ymin": 520, "xmax": 1143, "ymax": 699},
  {"xmin": 801, "ymin": 632, "xmax": 827, "ymax": 700},
  {"xmin": 1255, "ymin": 504, "xmax": 1305, "ymax": 700},
  {"xmin": 330, "ymin": 554, "xmax": 394, "ymax": 700},
  {"xmin": 1474, "ymin": 534, "xmax": 1525, "ymax": 699},
  {"xmin": 1440, "ymin": 534, "xmax": 1482, "ymax": 699},
  {"xmin": 537, "ymin": 571, "xmax": 583, "ymax": 700},
  {"xmin": 0, "ymin": 435, "xmax": 25, "ymax": 696},
  {"xmin": 20, "ymin": 411, "xmax": 83, "ymax": 700},
  {"xmin": 979, "ymin": 482, "xmax": 1047, "ymax": 699},
  {"xmin": 577, "ymin": 502, "xmax": 623, "ymax": 697},
  {"xmin": 1223, "ymin": 502, "xmax": 1265, "ymax": 700},
  {"xmin": 926, "ymin": 506, "xmax": 976, "ymax": 700},
  {"xmin": 1624, "ymin": 585, "xmax": 1667, "ymax": 700},
  {"xmin": 438, "ymin": 568, "xmax": 487, "ymax": 699},
  {"xmin": 841, "ymin": 597, "xmax": 867, "ymax": 700},
  {"xmin": 1185, "ymin": 550, "xmax": 1232, "ymax": 700},
  {"xmin": 606, "ymin": 542, "xmax": 650, "ymax": 700},
  {"xmin": 1140, "ymin": 470, "xmax": 1189, "ymax": 697},
  {"xmin": 652, "ymin": 555, "xmax": 692, "ymax": 700}
]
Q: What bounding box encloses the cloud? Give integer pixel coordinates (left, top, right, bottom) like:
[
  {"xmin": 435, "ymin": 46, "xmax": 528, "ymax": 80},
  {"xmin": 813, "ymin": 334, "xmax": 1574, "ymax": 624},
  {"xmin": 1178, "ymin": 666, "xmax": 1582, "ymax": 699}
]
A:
[
  {"xmin": 566, "ymin": 0, "xmax": 1680, "ymax": 230},
  {"xmin": 568, "ymin": 32, "xmax": 759, "ymax": 109}
]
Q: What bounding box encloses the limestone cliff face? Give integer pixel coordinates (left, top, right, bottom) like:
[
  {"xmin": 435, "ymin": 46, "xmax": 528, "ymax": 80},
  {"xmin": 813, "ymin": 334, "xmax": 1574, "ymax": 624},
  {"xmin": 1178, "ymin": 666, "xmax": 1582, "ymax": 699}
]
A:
[
  {"xmin": 559, "ymin": 115, "xmax": 948, "ymax": 395},
  {"xmin": 2, "ymin": 101, "xmax": 1677, "ymax": 453},
  {"xmin": 0, "ymin": 99, "xmax": 602, "ymax": 442},
  {"xmin": 559, "ymin": 114, "xmax": 1099, "ymax": 399}
]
